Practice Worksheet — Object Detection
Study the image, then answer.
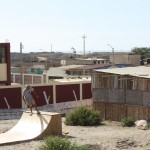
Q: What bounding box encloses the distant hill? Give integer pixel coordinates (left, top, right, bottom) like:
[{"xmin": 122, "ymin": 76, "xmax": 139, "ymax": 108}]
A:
[{"xmin": 10, "ymin": 51, "xmax": 126, "ymax": 67}]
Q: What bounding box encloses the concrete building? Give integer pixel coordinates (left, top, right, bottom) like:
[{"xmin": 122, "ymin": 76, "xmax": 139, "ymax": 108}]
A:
[
  {"xmin": 0, "ymin": 43, "xmax": 11, "ymax": 85},
  {"xmin": 61, "ymin": 58, "xmax": 109, "ymax": 66},
  {"xmin": 110, "ymin": 53, "xmax": 141, "ymax": 65},
  {"xmin": 43, "ymin": 65, "xmax": 84, "ymax": 80}
]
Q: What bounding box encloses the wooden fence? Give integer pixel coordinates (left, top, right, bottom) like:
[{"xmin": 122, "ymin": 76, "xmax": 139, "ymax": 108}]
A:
[{"xmin": 93, "ymin": 102, "xmax": 150, "ymax": 121}]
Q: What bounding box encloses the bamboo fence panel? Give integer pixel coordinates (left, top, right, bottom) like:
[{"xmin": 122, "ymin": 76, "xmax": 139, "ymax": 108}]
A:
[
  {"xmin": 127, "ymin": 105, "xmax": 139, "ymax": 121},
  {"xmin": 143, "ymin": 92, "xmax": 150, "ymax": 107},
  {"xmin": 93, "ymin": 102, "xmax": 150, "ymax": 121},
  {"xmin": 93, "ymin": 102, "xmax": 126, "ymax": 121},
  {"xmin": 118, "ymin": 89, "xmax": 126, "ymax": 103},
  {"xmin": 93, "ymin": 102, "xmax": 106, "ymax": 120},
  {"xmin": 147, "ymin": 80, "xmax": 150, "ymax": 91},
  {"xmin": 92, "ymin": 72, "xmax": 150, "ymax": 121},
  {"xmin": 137, "ymin": 106, "xmax": 150, "ymax": 121},
  {"xmin": 109, "ymin": 89, "xmax": 118, "ymax": 103},
  {"xmin": 118, "ymin": 76, "xmax": 127, "ymax": 89},
  {"xmin": 108, "ymin": 89, "xmax": 126, "ymax": 103},
  {"xmin": 93, "ymin": 88, "xmax": 109, "ymax": 102},
  {"xmin": 126, "ymin": 90, "xmax": 143, "ymax": 105}
]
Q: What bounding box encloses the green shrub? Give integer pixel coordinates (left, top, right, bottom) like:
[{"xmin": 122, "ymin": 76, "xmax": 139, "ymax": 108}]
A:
[
  {"xmin": 39, "ymin": 136, "xmax": 91, "ymax": 150},
  {"xmin": 121, "ymin": 117, "xmax": 134, "ymax": 127},
  {"xmin": 65, "ymin": 107, "xmax": 101, "ymax": 126}
]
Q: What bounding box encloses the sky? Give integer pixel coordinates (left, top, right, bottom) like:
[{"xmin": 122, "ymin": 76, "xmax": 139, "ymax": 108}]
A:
[{"xmin": 0, "ymin": 0, "xmax": 150, "ymax": 53}]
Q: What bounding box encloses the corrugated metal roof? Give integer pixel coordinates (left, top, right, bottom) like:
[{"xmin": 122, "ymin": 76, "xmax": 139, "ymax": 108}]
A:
[{"xmin": 95, "ymin": 66, "xmax": 150, "ymax": 78}]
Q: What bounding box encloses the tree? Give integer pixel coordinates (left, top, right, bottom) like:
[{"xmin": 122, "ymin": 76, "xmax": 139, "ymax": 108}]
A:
[{"xmin": 130, "ymin": 47, "xmax": 150, "ymax": 59}]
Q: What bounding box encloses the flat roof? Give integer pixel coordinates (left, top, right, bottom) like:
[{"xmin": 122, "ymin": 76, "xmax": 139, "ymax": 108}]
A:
[
  {"xmin": 59, "ymin": 65, "xmax": 84, "ymax": 70},
  {"xmin": 53, "ymin": 77, "xmax": 91, "ymax": 83},
  {"xmin": 95, "ymin": 66, "xmax": 150, "ymax": 78},
  {"xmin": 68, "ymin": 64, "xmax": 111, "ymax": 70}
]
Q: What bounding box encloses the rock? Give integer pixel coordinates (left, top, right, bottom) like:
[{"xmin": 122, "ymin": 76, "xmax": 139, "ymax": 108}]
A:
[{"xmin": 135, "ymin": 120, "xmax": 148, "ymax": 130}]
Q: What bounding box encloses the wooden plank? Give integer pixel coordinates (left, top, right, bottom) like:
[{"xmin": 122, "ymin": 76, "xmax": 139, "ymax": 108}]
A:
[
  {"xmin": 138, "ymin": 106, "xmax": 149, "ymax": 121},
  {"xmin": 93, "ymin": 102, "xmax": 150, "ymax": 121},
  {"xmin": 127, "ymin": 105, "xmax": 139, "ymax": 121}
]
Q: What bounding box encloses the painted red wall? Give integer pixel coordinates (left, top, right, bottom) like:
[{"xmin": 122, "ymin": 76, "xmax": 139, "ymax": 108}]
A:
[
  {"xmin": 56, "ymin": 84, "xmax": 80, "ymax": 103},
  {"xmin": 32, "ymin": 86, "xmax": 53, "ymax": 106},
  {"xmin": 0, "ymin": 87, "xmax": 22, "ymax": 108},
  {"xmin": 82, "ymin": 83, "xmax": 92, "ymax": 99},
  {"xmin": 0, "ymin": 83, "xmax": 91, "ymax": 109}
]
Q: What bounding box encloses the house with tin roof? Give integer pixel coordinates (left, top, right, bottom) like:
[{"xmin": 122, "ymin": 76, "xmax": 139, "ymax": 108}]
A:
[{"xmin": 92, "ymin": 66, "xmax": 150, "ymax": 121}]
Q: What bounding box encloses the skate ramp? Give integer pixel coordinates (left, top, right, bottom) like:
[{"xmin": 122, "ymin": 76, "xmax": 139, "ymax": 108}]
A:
[{"xmin": 0, "ymin": 111, "xmax": 62, "ymax": 145}]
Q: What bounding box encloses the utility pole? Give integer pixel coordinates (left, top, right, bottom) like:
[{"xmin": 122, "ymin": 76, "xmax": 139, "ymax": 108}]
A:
[
  {"xmin": 51, "ymin": 44, "xmax": 52, "ymax": 52},
  {"xmin": 82, "ymin": 34, "xmax": 87, "ymax": 75},
  {"xmin": 107, "ymin": 44, "xmax": 115, "ymax": 67},
  {"xmin": 51, "ymin": 44, "xmax": 53, "ymax": 67},
  {"xmin": 40, "ymin": 49, "xmax": 48, "ymax": 73},
  {"xmin": 20, "ymin": 42, "xmax": 24, "ymax": 85}
]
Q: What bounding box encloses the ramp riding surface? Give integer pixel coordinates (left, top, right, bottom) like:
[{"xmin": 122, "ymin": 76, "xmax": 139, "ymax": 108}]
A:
[{"xmin": 0, "ymin": 111, "xmax": 62, "ymax": 145}]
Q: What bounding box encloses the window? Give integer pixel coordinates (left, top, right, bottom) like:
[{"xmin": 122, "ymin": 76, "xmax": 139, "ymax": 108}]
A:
[
  {"xmin": 0, "ymin": 46, "xmax": 6, "ymax": 63},
  {"xmin": 93, "ymin": 61, "xmax": 96, "ymax": 64},
  {"xmin": 66, "ymin": 71, "xmax": 71, "ymax": 75}
]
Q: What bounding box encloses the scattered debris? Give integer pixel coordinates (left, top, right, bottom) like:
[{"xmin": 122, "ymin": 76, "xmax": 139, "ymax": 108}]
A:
[
  {"xmin": 116, "ymin": 138, "xmax": 137, "ymax": 149},
  {"xmin": 135, "ymin": 120, "xmax": 148, "ymax": 130}
]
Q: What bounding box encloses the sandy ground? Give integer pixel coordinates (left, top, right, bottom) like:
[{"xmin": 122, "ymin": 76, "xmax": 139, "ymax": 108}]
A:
[{"xmin": 0, "ymin": 118, "xmax": 150, "ymax": 150}]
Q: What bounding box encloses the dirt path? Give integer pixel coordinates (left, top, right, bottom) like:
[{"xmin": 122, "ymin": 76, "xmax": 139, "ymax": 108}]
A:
[{"xmin": 0, "ymin": 118, "xmax": 150, "ymax": 150}]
